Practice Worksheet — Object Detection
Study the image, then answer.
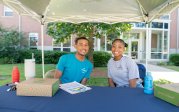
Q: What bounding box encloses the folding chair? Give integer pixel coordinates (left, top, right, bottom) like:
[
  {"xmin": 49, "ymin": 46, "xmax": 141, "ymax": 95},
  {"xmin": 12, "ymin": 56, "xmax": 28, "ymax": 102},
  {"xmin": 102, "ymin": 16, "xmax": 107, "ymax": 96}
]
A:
[
  {"xmin": 137, "ymin": 63, "xmax": 146, "ymax": 86},
  {"xmin": 44, "ymin": 69, "xmax": 56, "ymax": 78}
]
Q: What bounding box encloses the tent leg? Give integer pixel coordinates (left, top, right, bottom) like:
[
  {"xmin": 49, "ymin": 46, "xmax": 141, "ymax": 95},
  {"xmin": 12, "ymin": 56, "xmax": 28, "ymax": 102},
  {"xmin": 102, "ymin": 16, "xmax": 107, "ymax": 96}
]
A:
[
  {"xmin": 41, "ymin": 24, "xmax": 45, "ymax": 78},
  {"xmin": 145, "ymin": 23, "xmax": 149, "ymax": 74}
]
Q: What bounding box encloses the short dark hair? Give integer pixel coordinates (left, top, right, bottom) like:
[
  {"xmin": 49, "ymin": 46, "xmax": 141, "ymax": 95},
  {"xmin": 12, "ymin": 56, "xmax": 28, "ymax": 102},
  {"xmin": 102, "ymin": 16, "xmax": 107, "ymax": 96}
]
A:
[
  {"xmin": 75, "ymin": 37, "xmax": 89, "ymax": 44},
  {"xmin": 112, "ymin": 39, "xmax": 128, "ymax": 47}
]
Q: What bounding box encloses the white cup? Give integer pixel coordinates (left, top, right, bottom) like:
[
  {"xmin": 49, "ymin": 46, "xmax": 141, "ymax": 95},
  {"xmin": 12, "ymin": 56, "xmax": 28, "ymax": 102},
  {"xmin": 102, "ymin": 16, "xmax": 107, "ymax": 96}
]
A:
[{"xmin": 24, "ymin": 59, "xmax": 35, "ymax": 80}]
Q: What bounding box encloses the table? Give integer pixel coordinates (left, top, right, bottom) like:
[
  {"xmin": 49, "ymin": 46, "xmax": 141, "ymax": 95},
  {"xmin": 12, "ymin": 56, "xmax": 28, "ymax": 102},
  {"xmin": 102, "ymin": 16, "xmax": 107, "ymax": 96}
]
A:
[{"xmin": 0, "ymin": 86, "xmax": 178, "ymax": 112}]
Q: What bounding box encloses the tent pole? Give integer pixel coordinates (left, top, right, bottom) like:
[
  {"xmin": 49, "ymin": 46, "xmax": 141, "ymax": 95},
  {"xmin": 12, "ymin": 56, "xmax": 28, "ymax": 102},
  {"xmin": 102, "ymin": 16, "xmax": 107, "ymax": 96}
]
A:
[
  {"xmin": 177, "ymin": 8, "xmax": 179, "ymax": 53},
  {"xmin": 145, "ymin": 23, "xmax": 149, "ymax": 73},
  {"xmin": 104, "ymin": 33, "xmax": 107, "ymax": 51},
  {"xmin": 18, "ymin": 15, "xmax": 21, "ymax": 45},
  {"xmin": 41, "ymin": 24, "xmax": 45, "ymax": 78}
]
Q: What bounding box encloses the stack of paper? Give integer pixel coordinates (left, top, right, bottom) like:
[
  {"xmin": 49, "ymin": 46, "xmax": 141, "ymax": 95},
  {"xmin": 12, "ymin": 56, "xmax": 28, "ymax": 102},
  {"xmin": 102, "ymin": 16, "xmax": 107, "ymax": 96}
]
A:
[{"xmin": 59, "ymin": 81, "xmax": 91, "ymax": 94}]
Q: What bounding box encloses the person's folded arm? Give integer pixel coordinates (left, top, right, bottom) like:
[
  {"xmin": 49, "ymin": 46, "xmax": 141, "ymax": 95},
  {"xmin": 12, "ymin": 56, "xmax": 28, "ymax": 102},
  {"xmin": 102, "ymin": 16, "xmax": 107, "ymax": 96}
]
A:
[
  {"xmin": 54, "ymin": 70, "xmax": 62, "ymax": 84},
  {"xmin": 108, "ymin": 78, "xmax": 115, "ymax": 87},
  {"xmin": 81, "ymin": 78, "xmax": 88, "ymax": 85},
  {"xmin": 129, "ymin": 78, "xmax": 137, "ymax": 88}
]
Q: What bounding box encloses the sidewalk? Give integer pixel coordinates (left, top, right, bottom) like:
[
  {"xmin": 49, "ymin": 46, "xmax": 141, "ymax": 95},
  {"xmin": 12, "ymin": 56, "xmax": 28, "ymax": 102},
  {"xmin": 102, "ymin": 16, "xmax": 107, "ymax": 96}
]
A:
[
  {"xmin": 142, "ymin": 64, "xmax": 179, "ymax": 83},
  {"xmin": 92, "ymin": 64, "xmax": 179, "ymax": 83}
]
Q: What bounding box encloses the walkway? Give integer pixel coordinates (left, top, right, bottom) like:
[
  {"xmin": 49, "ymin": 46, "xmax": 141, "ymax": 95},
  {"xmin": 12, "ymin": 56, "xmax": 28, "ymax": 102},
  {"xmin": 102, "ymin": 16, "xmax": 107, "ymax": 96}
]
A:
[
  {"xmin": 142, "ymin": 64, "xmax": 179, "ymax": 83},
  {"xmin": 92, "ymin": 64, "xmax": 179, "ymax": 83}
]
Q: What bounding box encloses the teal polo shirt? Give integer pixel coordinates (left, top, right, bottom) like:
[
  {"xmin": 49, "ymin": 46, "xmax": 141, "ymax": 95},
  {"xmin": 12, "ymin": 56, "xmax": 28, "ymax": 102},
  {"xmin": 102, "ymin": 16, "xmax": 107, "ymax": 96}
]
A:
[{"xmin": 57, "ymin": 54, "xmax": 93, "ymax": 84}]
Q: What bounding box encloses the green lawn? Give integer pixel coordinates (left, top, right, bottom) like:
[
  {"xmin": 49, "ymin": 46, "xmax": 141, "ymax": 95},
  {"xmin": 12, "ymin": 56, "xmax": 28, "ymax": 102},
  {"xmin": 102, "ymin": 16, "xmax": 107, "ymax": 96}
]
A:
[
  {"xmin": 0, "ymin": 64, "xmax": 108, "ymax": 86},
  {"xmin": 1, "ymin": 64, "xmax": 177, "ymax": 86},
  {"xmin": 0, "ymin": 64, "xmax": 56, "ymax": 86},
  {"xmin": 162, "ymin": 65, "xmax": 179, "ymax": 72},
  {"xmin": 87, "ymin": 77, "xmax": 108, "ymax": 86}
]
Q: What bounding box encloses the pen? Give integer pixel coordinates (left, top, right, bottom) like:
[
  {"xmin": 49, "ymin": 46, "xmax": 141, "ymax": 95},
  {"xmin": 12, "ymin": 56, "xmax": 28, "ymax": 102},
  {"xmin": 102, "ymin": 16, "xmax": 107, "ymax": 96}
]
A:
[{"xmin": 6, "ymin": 88, "xmax": 11, "ymax": 92}]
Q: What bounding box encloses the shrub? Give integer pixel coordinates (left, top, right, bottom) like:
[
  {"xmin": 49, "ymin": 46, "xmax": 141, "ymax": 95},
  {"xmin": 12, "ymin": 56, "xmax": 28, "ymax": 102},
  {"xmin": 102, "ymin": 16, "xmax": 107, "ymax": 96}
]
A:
[
  {"xmin": 0, "ymin": 48, "xmax": 22, "ymax": 64},
  {"xmin": 0, "ymin": 50, "xmax": 112, "ymax": 67},
  {"xmin": 44, "ymin": 51, "xmax": 68, "ymax": 64},
  {"xmin": 0, "ymin": 57, "xmax": 12, "ymax": 64},
  {"xmin": 154, "ymin": 79, "xmax": 172, "ymax": 85},
  {"xmin": 157, "ymin": 62, "xmax": 167, "ymax": 66},
  {"xmin": 0, "ymin": 26, "xmax": 28, "ymax": 64},
  {"xmin": 169, "ymin": 54, "xmax": 179, "ymax": 66},
  {"xmin": 18, "ymin": 50, "xmax": 68, "ymax": 64},
  {"xmin": 93, "ymin": 51, "xmax": 112, "ymax": 67}
]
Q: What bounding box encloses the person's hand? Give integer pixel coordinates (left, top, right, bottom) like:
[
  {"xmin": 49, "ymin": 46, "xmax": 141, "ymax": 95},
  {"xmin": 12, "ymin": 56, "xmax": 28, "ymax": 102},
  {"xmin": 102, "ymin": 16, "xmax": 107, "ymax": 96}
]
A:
[{"xmin": 108, "ymin": 78, "xmax": 116, "ymax": 87}]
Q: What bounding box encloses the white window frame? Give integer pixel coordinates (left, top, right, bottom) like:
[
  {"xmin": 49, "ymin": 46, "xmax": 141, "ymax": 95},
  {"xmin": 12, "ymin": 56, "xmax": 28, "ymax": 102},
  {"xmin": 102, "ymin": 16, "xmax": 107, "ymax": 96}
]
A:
[
  {"xmin": 4, "ymin": 6, "xmax": 13, "ymax": 17},
  {"xmin": 29, "ymin": 33, "xmax": 38, "ymax": 49}
]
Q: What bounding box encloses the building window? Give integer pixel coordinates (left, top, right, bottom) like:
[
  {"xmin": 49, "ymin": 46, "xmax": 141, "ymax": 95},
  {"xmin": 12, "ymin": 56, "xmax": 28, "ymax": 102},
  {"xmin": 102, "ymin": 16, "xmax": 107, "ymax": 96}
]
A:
[
  {"xmin": 29, "ymin": 33, "xmax": 38, "ymax": 49},
  {"xmin": 100, "ymin": 36, "xmax": 106, "ymax": 51},
  {"xmin": 131, "ymin": 22, "xmax": 146, "ymax": 28},
  {"xmin": 151, "ymin": 30, "xmax": 169, "ymax": 59},
  {"xmin": 53, "ymin": 48, "xmax": 61, "ymax": 51},
  {"xmin": 164, "ymin": 23, "xmax": 168, "ymax": 29},
  {"xmin": 160, "ymin": 15, "xmax": 169, "ymax": 20},
  {"xmin": 53, "ymin": 39, "xmax": 71, "ymax": 52},
  {"xmin": 151, "ymin": 22, "xmax": 163, "ymax": 29},
  {"xmin": 4, "ymin": 6, "xmax": 13, "ymax": 16}
]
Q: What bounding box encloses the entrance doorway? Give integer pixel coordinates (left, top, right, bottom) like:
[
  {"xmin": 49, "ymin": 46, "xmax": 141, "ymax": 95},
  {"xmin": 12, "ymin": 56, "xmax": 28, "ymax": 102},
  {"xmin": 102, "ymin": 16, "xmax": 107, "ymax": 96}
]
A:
[{"xmin": 130, "ymin": 40, "xmax": 139, "ymax": 59}]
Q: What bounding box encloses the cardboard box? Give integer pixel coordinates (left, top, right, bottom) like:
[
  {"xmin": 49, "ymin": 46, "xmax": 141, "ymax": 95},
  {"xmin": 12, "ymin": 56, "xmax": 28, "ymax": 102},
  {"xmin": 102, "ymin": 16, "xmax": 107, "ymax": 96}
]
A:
[
  {"xmin": 17, "ymin": 78, "xmax": 59, "ymax": 97},
  {"xmin": 154, "ymin": 83, "xmax": 179, "ymax": 106}
]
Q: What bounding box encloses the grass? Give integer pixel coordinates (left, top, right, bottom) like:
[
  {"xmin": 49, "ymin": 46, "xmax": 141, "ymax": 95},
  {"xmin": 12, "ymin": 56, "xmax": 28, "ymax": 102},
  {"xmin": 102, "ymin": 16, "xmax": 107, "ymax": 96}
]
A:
[
  {"xmin": 0, "ymin": 64, "xmax": 108, "ymax": 86},
  {"xmin": 1, "ymin": 64, "xmax": 178, "ymax": 86},
  {"xmin": 94, "ymin": 67, "xmax": 107, "ymax": 70},
  {"xmin": 162, "ymin": 65, "xmax": 179, "ymax": 72},
  {"xmin": 87, "ymin": 77, "xmax": 108, "ymax": 86},
  {"xmin": 0, "ymin": 64, "xmax": 56, "ymax": 86}
]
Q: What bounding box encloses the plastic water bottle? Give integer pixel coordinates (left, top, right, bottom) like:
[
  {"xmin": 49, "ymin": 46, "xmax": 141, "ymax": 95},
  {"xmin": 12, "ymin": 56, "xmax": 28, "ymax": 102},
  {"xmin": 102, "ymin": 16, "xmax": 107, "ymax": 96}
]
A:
[
  {"xmin": 144, "ymin": 72, "xmax": 153, "ymax": 94},
  {"xmin": 12, "ymin": 66, "xmax": 20, "ymax": 83}
]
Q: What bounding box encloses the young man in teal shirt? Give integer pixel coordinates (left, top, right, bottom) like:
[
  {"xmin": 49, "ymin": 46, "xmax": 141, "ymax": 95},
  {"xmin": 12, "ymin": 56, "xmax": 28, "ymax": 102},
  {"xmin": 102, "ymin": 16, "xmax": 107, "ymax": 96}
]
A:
[{"xmin": 55, "ymin": 37, "xmax": 93, "ymax": 85}]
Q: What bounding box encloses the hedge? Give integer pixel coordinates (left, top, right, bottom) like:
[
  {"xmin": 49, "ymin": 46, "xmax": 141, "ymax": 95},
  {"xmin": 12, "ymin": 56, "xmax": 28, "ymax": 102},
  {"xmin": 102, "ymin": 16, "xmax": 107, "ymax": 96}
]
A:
[
  {"xmin": 93, "ymin": 51, "xmax": 111, "ymax": 67},
  {"xmin": 169, "ymin": 54, "xmax": 179, "ymax": 66},
  {"xmin": 0, "ymin": 50, "xmax": 112, "ymax": 67}
]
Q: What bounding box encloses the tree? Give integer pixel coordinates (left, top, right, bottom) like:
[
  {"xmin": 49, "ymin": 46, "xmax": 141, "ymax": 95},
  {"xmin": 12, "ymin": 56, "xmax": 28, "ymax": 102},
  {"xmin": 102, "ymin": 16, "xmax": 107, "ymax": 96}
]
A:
[
  {"xmin": 47, "ymin": 22, "xmax": 131, "ymax": 63},
  {"xmin": 0, "ymin": 26, "xmax": 28, "ymax": 50},
  {"xmin": 0, "ymin": 26, "xmax": 28, "ymax": 63}
]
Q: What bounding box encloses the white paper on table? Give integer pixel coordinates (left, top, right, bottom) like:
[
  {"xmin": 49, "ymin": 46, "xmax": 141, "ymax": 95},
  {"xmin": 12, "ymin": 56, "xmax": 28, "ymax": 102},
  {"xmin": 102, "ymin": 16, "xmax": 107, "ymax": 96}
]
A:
[{"xmin": 59, "ymin": 81, "xmax": 91, "ymax": 94}]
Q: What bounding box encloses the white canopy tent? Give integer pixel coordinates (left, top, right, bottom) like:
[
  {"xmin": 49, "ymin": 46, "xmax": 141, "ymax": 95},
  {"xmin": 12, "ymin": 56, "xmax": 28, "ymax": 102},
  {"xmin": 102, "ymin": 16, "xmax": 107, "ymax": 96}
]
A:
[
  {"xmin": 1, "ymin": 0, "xmax": 179, "ymax": 77},
  {"xmin": 2, "ymin": 0, "xmax": 179, "ymax": 23}
]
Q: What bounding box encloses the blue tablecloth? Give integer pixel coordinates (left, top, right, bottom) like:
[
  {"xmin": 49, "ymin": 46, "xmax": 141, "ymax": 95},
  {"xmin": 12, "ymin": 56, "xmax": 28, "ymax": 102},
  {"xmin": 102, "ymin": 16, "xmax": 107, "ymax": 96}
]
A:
[{"xmin": 0, "ymin": 86, "xmax": 178, "ymax": 112}]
